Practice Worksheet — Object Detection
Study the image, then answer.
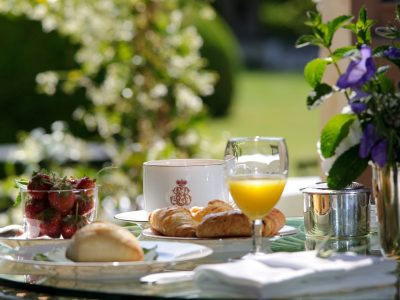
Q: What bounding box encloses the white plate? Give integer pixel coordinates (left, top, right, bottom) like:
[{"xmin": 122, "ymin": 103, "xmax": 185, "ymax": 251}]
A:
[
  {"xmin": 140, "ymin": 226, "xmax": 298, "ymax": 256},
  {"xmin": 143, "ymin": 225, "xmax": 297, "ymax": 241},
  {"xmin": 0, "ymin": 241, "xmax": 212, "ymax": 280},
  {"xmin": 114, "ymin": 210, "xmax": 149, "ymax": 223},
  {"xmin": 0, "ymin": 235, "xmax": 69, "ymax": 248}
]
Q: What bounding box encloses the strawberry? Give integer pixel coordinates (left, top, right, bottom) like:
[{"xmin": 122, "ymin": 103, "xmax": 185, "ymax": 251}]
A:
[
  {"xmin": 49, "ymin": 178, "xmax": 76, "ymax": 215},
  {"xmin": 24, "ymin": 198, "xmax": 48, "ymax": 219},
  {"xmin": 61, "ymin": 215, "xmax": 89, "ymax": 239},
  {"xmin": 27, "ymin": 171, "xmax": 53, "ymax": 200},
  {"xmin": 39, "ymin": 210, "xmax": 62, "ymax": 238},
  {"xmin": 75, "ymin": 193, "xmax": 95, "ymax": 216},
  {"xmin": 76, "ymin": 177, "xmax": 96, "ymax": 195}
]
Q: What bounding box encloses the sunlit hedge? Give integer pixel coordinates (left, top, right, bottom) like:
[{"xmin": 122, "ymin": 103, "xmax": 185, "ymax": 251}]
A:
[{"xmin": 0, "ymin": 0, "xmax": 218, "ymax": 222}]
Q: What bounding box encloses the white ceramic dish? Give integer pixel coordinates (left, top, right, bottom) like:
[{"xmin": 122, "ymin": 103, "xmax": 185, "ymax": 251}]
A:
[
  {"xmin": 0, "ymin": 225, "xmax": 140, "ymax": 248},
  {"xmin": 142, "ymin": 225, "xmax": 297, "ymax": 241},
  {"xmin": 0, "ymin": 235, "xmax": 69, "ymax": 248},
  {"xmin": 0, "ymin": 241, "xmax": 212, "ymax": 280},
  {"xmin": 140, "ymin": 226, "xmax": 298, "ymax": 256},
  {"xmin": 114, "ymin": 210, "xmax": 149, "ymax": 224}
]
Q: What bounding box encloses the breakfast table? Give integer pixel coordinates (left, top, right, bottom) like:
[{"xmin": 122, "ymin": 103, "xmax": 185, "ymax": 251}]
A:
[{"xmin": 0, "ymin": 217, "xmax": 397, "ymax": 300}]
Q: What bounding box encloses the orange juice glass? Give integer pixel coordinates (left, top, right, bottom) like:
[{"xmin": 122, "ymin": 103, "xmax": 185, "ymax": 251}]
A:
[{"xmin": 224, "ymin": 136, "xmax": 288, "ymax": 254}]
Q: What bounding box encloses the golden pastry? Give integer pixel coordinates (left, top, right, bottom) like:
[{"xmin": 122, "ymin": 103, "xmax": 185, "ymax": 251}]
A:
[
  {"xmin": 196, "ymin": 208, "xmax": 286, "ymax": 238},
  {"xmin": 191, "ymin": 199, "xmax": 233, "ymax": 222},
  {"xmin": 262, "ymin": 208, "xmax": 286, "ymax": 236},
  {"xmin": 149, "ymin": 206, "xmax": 198, "ymax": 237},
  {"xmin": 196, "ymin": 210, "xmax": 251, "ymax": 238}
]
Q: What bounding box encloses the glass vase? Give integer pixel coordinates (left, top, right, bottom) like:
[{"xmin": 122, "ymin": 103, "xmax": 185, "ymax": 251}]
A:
[{"xmin": 372, "ymin": 163, "xmax": 400, "ymax": 259}]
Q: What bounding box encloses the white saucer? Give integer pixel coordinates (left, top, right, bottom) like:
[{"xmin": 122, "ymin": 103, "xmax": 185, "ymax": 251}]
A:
[
  {"xmin": 114, "ymin": 210, "xmax": 149, "ymax": 224},
  {"xmin": 140, "ymin": 226, "xmax": 298, "ymax": 257},
  {"xmin": 142, "ymin": 225, "xmax": 298, "ymax": 241}
]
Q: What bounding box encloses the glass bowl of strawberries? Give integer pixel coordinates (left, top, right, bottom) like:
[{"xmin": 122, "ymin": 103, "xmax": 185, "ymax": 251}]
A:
[{"xmin": 17, "ymin": 171, "xmax": 98, "ymax": 239}]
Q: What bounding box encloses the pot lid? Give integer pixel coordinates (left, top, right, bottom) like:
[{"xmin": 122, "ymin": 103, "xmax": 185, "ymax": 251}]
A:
[{"xmin": 301, "ymin": 181, "xmax": 370, "ymax": 194}]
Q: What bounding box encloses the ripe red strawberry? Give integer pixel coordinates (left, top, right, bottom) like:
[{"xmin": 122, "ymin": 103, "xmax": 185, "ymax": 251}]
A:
[
  {"xmin": 27, "ymin": 172, "xmax": 53, "ymax": 200},
  {"xmin": 61, "ymin": 215, "xmax": 89, "ymax": 239},
  {"xmin": 24, "ymin": 199, "xmax": 48, "ymax": 219},
  {"xmin": 76, "ymin": 177, "xmax": 96, "ymax": 195},
  {"xmin": 75, "ymin": 193, "xmax": 95, "ymax": 216},
  {"xmin": 39, "ymin": 210, "xmax": 62, "ymax": 238},
  {"xmin": 49, "ymin": 191, "xmax": 76, "ymax": 215},
  {"xmin": 49, "ymin": 178, "xmax": 76, "ymax": 215}
]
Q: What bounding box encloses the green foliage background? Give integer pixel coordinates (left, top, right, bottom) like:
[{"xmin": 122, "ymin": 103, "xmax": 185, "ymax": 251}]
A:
[{"xmin": 0, "ymin": 15, "xmax": 91, "ymax": 143}]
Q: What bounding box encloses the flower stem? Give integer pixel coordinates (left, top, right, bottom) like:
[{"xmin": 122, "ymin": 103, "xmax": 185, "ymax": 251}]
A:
[{"xmin": 328, "ymin": 47, "xmax": 351, "ymax": 102}]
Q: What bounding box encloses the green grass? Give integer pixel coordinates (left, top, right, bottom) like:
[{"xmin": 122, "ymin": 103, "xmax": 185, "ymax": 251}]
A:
[{"xmin": 201, "ymin": 70, "xmax": 321, "ymax": 177}]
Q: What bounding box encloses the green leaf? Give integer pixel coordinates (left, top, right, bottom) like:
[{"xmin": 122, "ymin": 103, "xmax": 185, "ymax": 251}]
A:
[
  {"xmin": 15, "ymin": 192, "xmax": 21, "ymax": 207},
  {"xmin": 373, "ymin": 45, "xmax": 390, "ymax": 57},
  {"xmin": 14, "ymin": 179, "xmax": 28, "ymax": 207},
  {"xmin": 304, "ymin": 58, "xmax": 329, "ymax": 88},
  {"xmin": 330, "ymin": 46, "xmax": 356, "ymax": 62},
  {"xmin": 320, "ymin": 114, "xmax": 357, "ymax": 158},
  {"xmin": 305, "ymin": 10, "xmax": 322, "ymax": 27},
  {"xmin": 376, "ymin": 65, "xmax": 390, "ymax": 75},
  {"xmin": 143, "ymin": 245, "xmax": 158, "ymax": 261},
  {"xmin": 33, "ymin": 253, "xmax": 53, "ymax": 262},
  {"xmin": 343, "ymin": 23, "xmax": 357, "ymax": 33},
  {"xmin": 295, "ymin": 35, "xmax": 323, "ymax": 48},
  {"xmin": 327, "ymin": 145, "xmax": 369, "ymax": 189},
  {"xmin": 375, "ymin": 26, "xmax": 400, "ymax": 39},
  {"xmin": 359, "ymin": 6, "xmax": 367, "ymax": 23},
  {"xmin": 354, "ymin": 8, "xmax": 375, "ymax": 45},
  {"xmin": 376, "ymin": 74, "xmax": 394, "ymax": 93},
  {"xmin": 325, "ymin": 15, "xmax": 353, "ymax": 46},
  {"xmin": 15, "ymin": 178, "xmax": 29, "ymax": 188},
  {"xmin": 306, "ymin": 83, "xmax": 333, "ymax": 109}
]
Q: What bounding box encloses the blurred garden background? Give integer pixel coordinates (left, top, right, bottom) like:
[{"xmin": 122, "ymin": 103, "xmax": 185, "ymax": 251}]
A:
[{"xmin": 0, "ymin": 0, "xmax": 319, "ymax": 224}]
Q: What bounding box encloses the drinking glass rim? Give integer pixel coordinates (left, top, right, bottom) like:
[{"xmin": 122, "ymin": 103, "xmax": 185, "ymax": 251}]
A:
[
  {"xmin": 227, "ymin": 136, "xmax": 286, "ymax": 142},
  {"xmin": 19, "ymin": 186, "xmax": 99, "ymax": 192},
  {"xmin": 144, "ymin": 158, "xmax": 224, "ymax": 167}
]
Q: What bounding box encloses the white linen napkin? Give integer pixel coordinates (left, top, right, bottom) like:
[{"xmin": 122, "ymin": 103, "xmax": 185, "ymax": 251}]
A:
[{"xmin": 193, "ymin": 251, "xmax": 397, "ymax": 299}]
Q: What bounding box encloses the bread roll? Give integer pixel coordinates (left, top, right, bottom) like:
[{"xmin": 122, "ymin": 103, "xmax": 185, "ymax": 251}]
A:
[
  {"xmin": 191, "ymin": 199, "xmax": 233, "ymax": 222},
  {"xmin": 66, "ymin": 222, "xmax": 144, "ymax": 262},
  {"xmin": 149, "ymin": 206, "xmax": 198, "ymax": 237}
]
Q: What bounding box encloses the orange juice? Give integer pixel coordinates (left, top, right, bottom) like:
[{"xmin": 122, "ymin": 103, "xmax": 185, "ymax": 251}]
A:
[{"xmin": 228, "ymin": 177, "xmax": 286, "ymax": 220}]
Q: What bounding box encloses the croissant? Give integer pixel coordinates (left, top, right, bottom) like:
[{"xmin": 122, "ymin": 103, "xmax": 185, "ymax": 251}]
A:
[
  {"xmin": 191, "ymin": 199, "xmax": 233, "ymax": 222},
  {"xmin": 196, "ymin": 210, "xmax": 251, "ymax": 238},
  {"xmin": 262, "ymin": 208, "xmax": 286, "ymax": 236},
  {"xmin": 196, "ymin": 208, "xmax": 286, "ymax": 238},
  {"xmin": 149, "ymin": 206, "xmax": 198, "ymax": 237}
]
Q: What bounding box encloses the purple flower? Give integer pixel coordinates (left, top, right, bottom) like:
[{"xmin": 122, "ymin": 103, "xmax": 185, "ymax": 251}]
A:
[
  {"xmin": 337, "ymin": 45, "xmax": 376, "ymax": 89},
  {"xmin": 350, "ymin": 102, "xmax": 368, "ymax": 113},
  {"xmin": 371, "ymin": 139, "xmax": 388, "ymax": 166},
  {"xmin": 359, "ymin": 123, "xmax": 388, "ymax": 166},
  {"xmin": 384, "ymin": 47, "xmax": 400, "ymax": 60},
  {"xmin": 349, "ymin": 88, "xmax": 369, "ymax": 113}
]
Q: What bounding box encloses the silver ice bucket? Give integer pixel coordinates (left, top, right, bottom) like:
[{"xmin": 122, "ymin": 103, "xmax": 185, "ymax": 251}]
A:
[{"xmin": 302, "ymin": 182, "xmax": 370, "ymax": 238}]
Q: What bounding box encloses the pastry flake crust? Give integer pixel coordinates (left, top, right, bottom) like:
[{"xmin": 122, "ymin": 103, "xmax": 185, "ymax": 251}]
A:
[
  {"xmin": 196, "ymin": 210, "xmax": 251, "ymax": 238},
  {"xmin": 190, "ymin": 199, "xmax": 233, "ymax": 222},
  {"xmin": 148, "ymin": 201, "xmax": 286, "ymax": 238},
  {"xmin": 149, "ymin": 206, "xmax": 198, "ymax": 237}
]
